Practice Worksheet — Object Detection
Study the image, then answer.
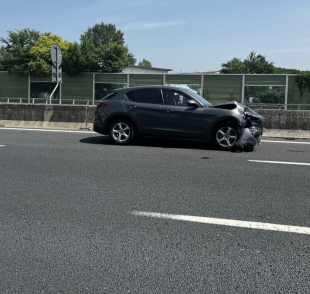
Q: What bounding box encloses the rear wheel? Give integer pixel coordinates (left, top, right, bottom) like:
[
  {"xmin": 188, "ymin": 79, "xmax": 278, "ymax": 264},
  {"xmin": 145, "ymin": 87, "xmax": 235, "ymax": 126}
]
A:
[
  {"xmin": 109, "ymin": 119, "xmax": 135, "ymax": 145},
  {"xmin": 212, "ymin": 122, "xmax": 239, "ymax": 150}
]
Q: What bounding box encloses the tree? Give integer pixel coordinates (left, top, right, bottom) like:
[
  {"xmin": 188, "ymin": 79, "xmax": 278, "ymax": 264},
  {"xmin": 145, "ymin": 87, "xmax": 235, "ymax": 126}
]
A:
[
  {"xmin": 80, "ymin": 22, "xmax": 136, "ymax": 72},
  {"xmin": 28, "ymin": 34, "xmax": 70, "ymax": 76},
  {"xmin": 221, "ymin": 58, "xmax": 246, "ymax": 74},
  {"xmin": 138, "ymin": 59, "xmax": 152, "ymax": 67},
  {"xmin": 0, "ymin": 28, "xmax": 43, "ymax": 74},
  {"xmin": 220, "ymin": 51, "xmax": 275, "ymax": 74},
  {"xmin": 0, "ymin": 46, "xmax": 6, "ymax": 70},
  {"xmin": 62, "ymin": 42, "xmax": 84, "ymax": 75},
  {"xmin": 244, "ymin": 52, "xmax": 274, "ymax": 74},
  {"xmin": 274, "ymin": 67, "xmax": 301, "ymax": 74}
]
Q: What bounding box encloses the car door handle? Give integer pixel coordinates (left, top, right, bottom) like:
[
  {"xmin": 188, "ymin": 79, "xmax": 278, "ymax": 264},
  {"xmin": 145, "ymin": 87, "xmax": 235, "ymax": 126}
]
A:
[
  {"xmin": 164, "ymin": 109, "xmax": 174, "ymax": 112},
  {"xmin": 128, "ymin": 105, "xmax": 137, "ymax": 109}
]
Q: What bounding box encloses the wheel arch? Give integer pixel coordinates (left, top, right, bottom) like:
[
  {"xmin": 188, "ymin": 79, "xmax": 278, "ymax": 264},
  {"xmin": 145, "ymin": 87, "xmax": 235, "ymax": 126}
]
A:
[{"xmin": 106, "ymin": 114, "xmax": 138, "ymax": 135}]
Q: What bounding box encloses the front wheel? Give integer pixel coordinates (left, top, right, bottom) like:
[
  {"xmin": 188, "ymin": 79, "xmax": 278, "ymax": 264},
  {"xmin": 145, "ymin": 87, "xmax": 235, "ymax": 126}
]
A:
[
  {"xmin": 109, "ymin": 119, "xmax": 135, "ymax": 145},
  {"xmin": 212, "ymin": 123, "xmax": 239, "ymax": 150}
]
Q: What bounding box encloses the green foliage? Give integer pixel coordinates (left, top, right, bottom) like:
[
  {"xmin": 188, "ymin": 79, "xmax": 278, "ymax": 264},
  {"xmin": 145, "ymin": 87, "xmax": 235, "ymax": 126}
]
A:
[
  {"xmin": 221, "ymin": 58, "xmax": 246, "ymax": 74},
  {"xmin": 28, "ymin": 35, "xmax": 70, "ymax": 76},
  {"xmin": 245, "ymin": 86, "xmax": 285, "ymax": 104},
  {"xmin": 0, "ymin": 46, "xmax": 5, "ymax": 70},
  {"xmin": 62, "ymin": 42, "xmax": 84, "ymax": 75},
  {"xmin": 0, "ymin": 23, "xmax": 136, "ymax": 75},
  {"xmin": 138, "ymin": 59, "xmax": 152, "ymax": 67},
  {"xmin": 80, "ymin": 22, "xmax": 136, "ymax": 72},
  {"xmin": 244, "ymin": 52, "xmax": 275, "ymax": 74},
  {"xmin": 295, "ymin": 73, "xmax": 310, "ymax": 94},
  {"xmin": 274, "ymin": 67, "xmax": 301, "ymax": 74},
  {"xmin": 221, "ymin": 51, "xmax": 275, "ymax": 74},
  {"xmin": 0, "ymin": 28, "xmax": 43, "ymax": 74}
]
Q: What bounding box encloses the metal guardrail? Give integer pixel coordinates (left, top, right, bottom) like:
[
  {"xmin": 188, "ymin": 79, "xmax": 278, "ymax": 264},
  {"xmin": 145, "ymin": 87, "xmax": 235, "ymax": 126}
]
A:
[
  {"xmin": 1, "ymin": 97, "xmax": 310, "ymax": 110},
  {"xmin": 247, "ymin": 103, "xmax": 310, "ymax": 110},
  {"xmin": 0, "ymin": 97, "xmax": 99, "ymax": 105}
]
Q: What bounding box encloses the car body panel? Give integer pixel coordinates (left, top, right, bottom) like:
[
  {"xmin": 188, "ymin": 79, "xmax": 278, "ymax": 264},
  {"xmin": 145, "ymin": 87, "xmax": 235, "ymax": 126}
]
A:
[{"xmin": 123, "ymin": 100, "xmax": 164, "ymax": 135}]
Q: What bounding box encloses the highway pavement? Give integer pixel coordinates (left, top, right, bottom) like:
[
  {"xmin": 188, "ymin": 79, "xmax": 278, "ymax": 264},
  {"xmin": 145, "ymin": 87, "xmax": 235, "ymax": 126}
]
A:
[{"xmin": 0, "ymin": 128, "xmax": 310, "ymax": 293}]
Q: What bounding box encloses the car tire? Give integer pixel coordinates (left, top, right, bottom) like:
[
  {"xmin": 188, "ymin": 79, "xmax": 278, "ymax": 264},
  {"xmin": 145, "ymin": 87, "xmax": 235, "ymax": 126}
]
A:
[
  {"xmin": 212, "ymin": 122, "xmax": 240, "ymax": 150},
  {"xmin": 109, "ymin": 119, "xmax": 135, "ymax": 145}
]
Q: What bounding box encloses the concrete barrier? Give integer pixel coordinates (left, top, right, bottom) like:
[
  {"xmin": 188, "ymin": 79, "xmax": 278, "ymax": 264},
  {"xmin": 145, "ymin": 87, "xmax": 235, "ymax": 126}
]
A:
[
  {"xmin": 1, "ymin": 104, "xmax": 310, "ymax": 134},
  {"xmin": 0, "ymin": 104, "xmax": 96, "ymax": 130},
  {"xmin": 256, "ymin": 110, "xmax": 310, "ymax": 130}
]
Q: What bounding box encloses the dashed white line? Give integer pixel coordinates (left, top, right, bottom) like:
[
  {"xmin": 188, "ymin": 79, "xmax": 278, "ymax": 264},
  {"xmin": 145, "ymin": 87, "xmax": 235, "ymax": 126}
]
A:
[
  {"xmin": 249, "ymin": 160, "xmax": 310, "ymax": 166},
  {"xmin": 131, "ymin": 211, "xmax": 310, "ymax": 235},
  {"xmin": 0, "ymin": 145, "xmax": 5, "ymax": 147},
  {"xmin": 0, "ymin": 127, "xmax": 95, "ymax": 134},
  {"xmin": 262, "ymin": 140, "xmax": 310, "ymax": 145}
]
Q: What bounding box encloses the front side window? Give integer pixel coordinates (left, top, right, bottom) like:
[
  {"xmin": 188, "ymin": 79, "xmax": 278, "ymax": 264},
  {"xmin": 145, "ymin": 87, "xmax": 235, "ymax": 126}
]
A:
[{"xmin": 162, "ymin": 89, "xmax": 191, "ymax": 106}]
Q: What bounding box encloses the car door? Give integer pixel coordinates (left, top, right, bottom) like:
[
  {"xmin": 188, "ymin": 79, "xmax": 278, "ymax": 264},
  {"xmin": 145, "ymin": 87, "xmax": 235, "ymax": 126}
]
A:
[
  {"xmin": 123, "ymin": 88, "xmax": 164, "ymax": 135},
  {"xmin": 161, "ymin": 89, "xmax": 205, "ymax": 138}
]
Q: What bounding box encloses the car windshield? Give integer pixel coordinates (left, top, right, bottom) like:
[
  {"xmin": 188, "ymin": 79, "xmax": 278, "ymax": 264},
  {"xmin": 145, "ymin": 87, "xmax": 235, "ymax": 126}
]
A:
[{"xmin": 182, "ymin": 89, "xmax": 212, "ymax": 106}]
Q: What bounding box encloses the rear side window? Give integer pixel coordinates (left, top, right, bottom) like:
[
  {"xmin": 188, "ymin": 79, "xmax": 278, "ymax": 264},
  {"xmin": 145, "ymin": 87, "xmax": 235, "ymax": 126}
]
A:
[
  {"xmin": 136, "ymin": 89, "xmax": 162, "ymax": 104},
  {"xmin": 125, "ymin": 89, "xmax": 163, "ymax": 104},
  {"xmin": 126, "ymin": 90, "xmax": 136, "ymax": 102},
  {"xmin": 101, "ymin": 92, "xmax": 117, "ymax": 100}
]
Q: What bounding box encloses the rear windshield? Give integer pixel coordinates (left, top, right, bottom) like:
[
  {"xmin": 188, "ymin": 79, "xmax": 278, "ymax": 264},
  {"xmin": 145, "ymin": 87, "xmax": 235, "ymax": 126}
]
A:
[{"xmin": 100, "ymin": 92, "xmax": 117, "ymax": 100}]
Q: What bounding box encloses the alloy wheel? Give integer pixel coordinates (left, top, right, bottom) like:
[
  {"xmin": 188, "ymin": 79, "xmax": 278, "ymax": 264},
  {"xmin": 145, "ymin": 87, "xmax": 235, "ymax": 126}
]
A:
[
  {"xmin": 216, "ymin": 127, "xmax": 237, "ymax": 148},
  {"xmin": 112, "ymin": 122, "xmax": 131, "ymax": 143}
]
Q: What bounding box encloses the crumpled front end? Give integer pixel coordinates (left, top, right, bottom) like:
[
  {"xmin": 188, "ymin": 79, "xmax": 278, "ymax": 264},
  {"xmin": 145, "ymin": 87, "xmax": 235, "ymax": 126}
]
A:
[{"xmin": 235, "ymin": 107, "xmax": 263, "ymax": 151}]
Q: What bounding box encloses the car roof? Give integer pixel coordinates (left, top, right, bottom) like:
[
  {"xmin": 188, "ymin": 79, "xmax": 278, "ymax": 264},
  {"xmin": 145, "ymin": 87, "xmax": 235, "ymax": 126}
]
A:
[{"xmin": 116, "ymin": 85, "xmax": 192, "ymax": 92}]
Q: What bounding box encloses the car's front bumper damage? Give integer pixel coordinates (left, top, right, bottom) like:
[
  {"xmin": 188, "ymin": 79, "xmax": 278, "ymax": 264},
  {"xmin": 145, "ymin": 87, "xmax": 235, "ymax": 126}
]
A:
[{"xmin": 235, "ymin": 115, "xmax": 263, "ymax": 151}]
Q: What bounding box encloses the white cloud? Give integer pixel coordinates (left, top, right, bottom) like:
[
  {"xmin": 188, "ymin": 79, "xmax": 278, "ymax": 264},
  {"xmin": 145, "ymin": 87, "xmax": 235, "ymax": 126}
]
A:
[{"xmin": 122, "ymin": 20, "xmax": 186, "ymax": 31}]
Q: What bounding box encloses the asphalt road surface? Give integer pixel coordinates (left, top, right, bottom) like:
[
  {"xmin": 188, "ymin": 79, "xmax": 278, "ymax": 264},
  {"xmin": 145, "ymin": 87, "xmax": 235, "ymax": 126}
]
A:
[{"xmin": 1, "ymin": 128, "xmax": 310, "ymax": 294}]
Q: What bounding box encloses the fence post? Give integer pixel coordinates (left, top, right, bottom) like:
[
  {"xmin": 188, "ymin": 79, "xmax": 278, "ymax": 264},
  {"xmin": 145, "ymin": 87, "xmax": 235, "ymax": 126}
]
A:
[
  {"xmin": 201, "ymin": 75, "xmax": 204, "ymax": 97},
  {"xmin": 241, "ymin": 75, "xmax": 245, "ymax": 103},
  {"xmin": 284, "ymin": 75, "xmax": 288, "ymax": 110},
  {"xmin": 28, "ymin": 75, "xmax": 30, "ymax": 103},
  {"xmin": 127, "ymin": 74, "xmax": 129, "ymax": 87},
  {"xmin": 163, "ymin": 74, "xmax": 166, "ymax": 85},
  {"xmin": 93, "ymin": 73, "xmax": 95, "ymax": 105}
]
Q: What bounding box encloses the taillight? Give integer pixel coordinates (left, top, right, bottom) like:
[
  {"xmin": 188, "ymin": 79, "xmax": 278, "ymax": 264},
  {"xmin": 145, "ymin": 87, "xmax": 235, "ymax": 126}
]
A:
[{"xmin": 97, "ymin": 103, "xmax": 107, "ymax": 108}]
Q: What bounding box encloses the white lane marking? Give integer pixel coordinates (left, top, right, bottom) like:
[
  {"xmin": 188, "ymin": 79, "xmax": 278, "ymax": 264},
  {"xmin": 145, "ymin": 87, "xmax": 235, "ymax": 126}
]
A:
[
  {"xmin": 0, "ymin": 145, "xmax": 5, "ymax": 147},
  {"xmin": 249, "ymin": 160, "xmax": 310, "ymax": 166},
  {"xmin": 262, "ymin": 140, "xmax": 310, "ymax": 145},
  {"xmin": 131, "ymin": 211, "xmax": 310, "ymax": 235},
  {"xmin": 0, "ymin": 127, "xmax": 96, "ymax": 134}
]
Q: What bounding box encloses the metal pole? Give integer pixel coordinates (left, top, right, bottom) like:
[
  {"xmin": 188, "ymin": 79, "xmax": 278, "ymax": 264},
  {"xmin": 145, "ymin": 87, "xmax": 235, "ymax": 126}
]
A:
[
  {"xmin": 49, "ymin": 82, "xmax": 59, "ymax": 104},
  {"xmin": 28, "ymin": 75, "xmax": 30, "ymax": 103},
  {"xmin": 60, "ymin": 80, "xmax": 62, "ymax": 105},
  {"xmin": 241, "ymin": 75, "xmax": 245, "ymax": 103},
  {"xmin": 284, "ymin": 75, "xmax": 288, "ymax": 110},
  {"xmin": 201, "ymin": 74, "xmax": 204, "ymax": 97},
  {"xmin": 163, "ymin": 74, "xmax": 166, "ymax": 85},
  {"xmin": 93, "ymin": 73, "xmax": 95, "ymax": 105},
  {"xmin": 127, "ymin": 74, "xmax": 129, "ymax": 87}
]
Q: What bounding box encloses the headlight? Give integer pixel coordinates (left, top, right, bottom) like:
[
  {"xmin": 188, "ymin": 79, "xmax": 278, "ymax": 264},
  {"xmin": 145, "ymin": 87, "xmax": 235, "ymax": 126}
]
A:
[{"xmin": 238, "ymin": 106, "xmax": 245, "ymax": 114}]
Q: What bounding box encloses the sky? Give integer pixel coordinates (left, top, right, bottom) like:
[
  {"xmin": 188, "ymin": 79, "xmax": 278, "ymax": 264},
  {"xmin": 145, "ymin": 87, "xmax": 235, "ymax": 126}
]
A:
[{"xmin": 1, "ymin": 0, "xmax": 310, "ymax": 72}]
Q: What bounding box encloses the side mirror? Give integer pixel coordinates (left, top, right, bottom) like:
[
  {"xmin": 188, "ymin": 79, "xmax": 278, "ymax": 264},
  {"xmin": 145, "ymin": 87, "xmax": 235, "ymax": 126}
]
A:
[{"xmin": 187, "ymin": 100, "xmax": 199, "ymax": 108}]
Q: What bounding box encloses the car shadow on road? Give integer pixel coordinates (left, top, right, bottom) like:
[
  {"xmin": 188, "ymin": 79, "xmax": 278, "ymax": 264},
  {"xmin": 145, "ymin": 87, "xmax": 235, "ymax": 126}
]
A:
[{"xmin": 79, "ymin": 135, "xmax": 218, "ymax": 151}]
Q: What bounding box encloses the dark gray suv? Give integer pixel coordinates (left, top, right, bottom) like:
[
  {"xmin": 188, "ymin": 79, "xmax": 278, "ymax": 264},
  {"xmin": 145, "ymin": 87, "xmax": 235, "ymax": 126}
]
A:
[{"xmin": 94, "ymin": 86, "xmax": 263, "ymax": 150}]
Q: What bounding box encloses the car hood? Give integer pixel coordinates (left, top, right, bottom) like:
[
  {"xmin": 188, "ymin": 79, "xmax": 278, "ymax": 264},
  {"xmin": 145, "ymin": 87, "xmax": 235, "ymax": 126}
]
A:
[{"xmin": 209, "ymin": 101, "xmax": 263, "ymax": 120}]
